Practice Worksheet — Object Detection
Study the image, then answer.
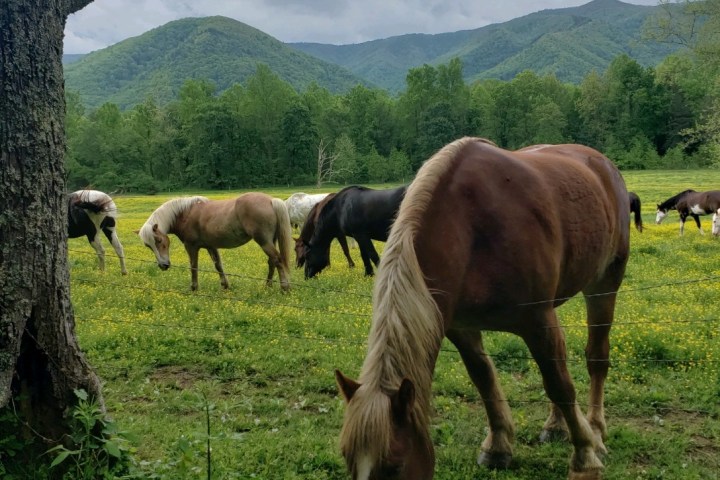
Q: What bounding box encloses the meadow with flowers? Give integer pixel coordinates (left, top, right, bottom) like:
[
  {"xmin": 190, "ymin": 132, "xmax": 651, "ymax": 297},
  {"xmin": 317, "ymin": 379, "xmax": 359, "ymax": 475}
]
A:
[{"xmin": 67, "ymin": 171, "xmax": 719, "ymax": 479}]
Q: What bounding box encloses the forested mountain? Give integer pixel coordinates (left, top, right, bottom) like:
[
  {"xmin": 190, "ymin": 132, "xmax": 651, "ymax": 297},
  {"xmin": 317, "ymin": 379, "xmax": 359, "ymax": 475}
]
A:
[
  {"xmin": 292, "ymin": 0, "xmax": 682, "ymax": 91},
  {"xmin": 63, "ymin": 16, "xmax": 368, "ymax": 109}
]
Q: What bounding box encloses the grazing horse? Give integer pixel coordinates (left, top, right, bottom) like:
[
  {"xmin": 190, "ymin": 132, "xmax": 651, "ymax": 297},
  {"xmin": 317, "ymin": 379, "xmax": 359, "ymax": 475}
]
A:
[
  {"xmin": 335, "ymin": 138, "xmax": 629, "ymax": 480},
  {"xmin": 655, "ymin": 189, "xmax": 701, "ymax": 234},
  {"xmin": 138, "ymin": 193, "xmax": 293, "ymax": 291},
  {"xmin": 304, "ymin": 185, "xmax": 406, "ymax": 279},
  {"xmin": 294, "ymin": 193, "xmax": 355, "ymax": 269},
  {"xmin": 285, "ymin": 192, "xmax": 329, "ymax": 230},
  {"xmin": 673, "ymin": 190, "xmax": 720, "ymax": 236},
  {"xmin": 628, "ymin": 191, "xmax": 643, "ymax": 232},
  {"xmin": 68, "ymin": 190, "xmax": 127, "ymax": 275}
]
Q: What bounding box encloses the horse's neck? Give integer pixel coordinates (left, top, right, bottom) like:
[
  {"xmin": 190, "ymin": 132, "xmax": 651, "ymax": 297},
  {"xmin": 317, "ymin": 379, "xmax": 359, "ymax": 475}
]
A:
[{"xmin": 312, "ymin": 203, "xmax": 339, "ymax": 245}]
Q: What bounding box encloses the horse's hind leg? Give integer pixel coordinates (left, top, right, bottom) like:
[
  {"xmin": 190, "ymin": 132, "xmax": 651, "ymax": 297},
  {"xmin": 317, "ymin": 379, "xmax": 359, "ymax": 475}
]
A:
[
  {"xmin": 355, "ymin": 235, "xmax": 380, "ymax": 276},
  {"xmin": 87, "ymin": 231, "xmax": 106, "ymax": 271},
  {"xmin": 524, "ymin": 309, "xmax": 603, "ymax": 479},
  {"xmin": 582, "ymin": 257, "xmax": 626, "ymax": 452},
  {"xmin": 102, "ymin": 223, "xmax": 127, "ymax": 275},
  {"xmin": 446, "ymin": 329, "xmax": 514, "ymax": 469},
  {"xmin": 206, "ymin": 248, "xmax": 229, "ymax": 289},
  {"xmin": 259, "ymin": 242, "xmax": 290, "ymax": 291}
]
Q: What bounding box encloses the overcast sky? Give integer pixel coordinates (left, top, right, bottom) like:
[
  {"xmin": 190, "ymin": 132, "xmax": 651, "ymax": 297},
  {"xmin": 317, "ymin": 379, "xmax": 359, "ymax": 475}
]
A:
[{"xmin": 64, "ymin": 0, "xmax": 661, "ymax": 54}]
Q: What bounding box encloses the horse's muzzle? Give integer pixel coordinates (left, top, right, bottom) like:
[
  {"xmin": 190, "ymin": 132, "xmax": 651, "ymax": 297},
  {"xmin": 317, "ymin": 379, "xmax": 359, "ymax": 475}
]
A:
[{"xmin": 158, "ymin": 262, "xmax": 170, "ymax": 271}]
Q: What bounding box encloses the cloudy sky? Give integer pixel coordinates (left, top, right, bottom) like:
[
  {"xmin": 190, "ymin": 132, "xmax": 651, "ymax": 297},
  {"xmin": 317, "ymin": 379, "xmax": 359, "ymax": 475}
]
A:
[{"xmin": 64, "ymin": 0, "xmax": 661, "ymax": 54}]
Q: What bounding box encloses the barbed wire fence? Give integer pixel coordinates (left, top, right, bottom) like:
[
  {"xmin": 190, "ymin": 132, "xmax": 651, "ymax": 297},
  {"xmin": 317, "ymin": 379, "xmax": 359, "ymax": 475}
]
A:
[
  {"xmin": 65, "ymin": 248, "xmax": 720, "ymax": 416},
  {"xmin": 14, "ymin": 245, "xmax": 716, "ymax": 474}
]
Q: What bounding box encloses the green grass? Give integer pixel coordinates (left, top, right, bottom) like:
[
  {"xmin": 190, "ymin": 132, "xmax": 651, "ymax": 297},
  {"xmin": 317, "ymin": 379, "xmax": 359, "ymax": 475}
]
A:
[{"xmin": 66, "ymin": 174, "xmax": 720, "ymax": 479}]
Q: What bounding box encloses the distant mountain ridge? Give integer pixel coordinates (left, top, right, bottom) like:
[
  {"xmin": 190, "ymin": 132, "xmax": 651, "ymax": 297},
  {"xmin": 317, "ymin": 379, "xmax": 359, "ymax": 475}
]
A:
[
  {"xmin": 63, "ymin": 0, "xmax": 684, "ymax": 109},
  {"xmin": 63, "ymin": 16, "xmax": 369, "ymax": 109},
  {"xmin": 291, "ymin": 0, "xmax": 682, "ymax": 91}
]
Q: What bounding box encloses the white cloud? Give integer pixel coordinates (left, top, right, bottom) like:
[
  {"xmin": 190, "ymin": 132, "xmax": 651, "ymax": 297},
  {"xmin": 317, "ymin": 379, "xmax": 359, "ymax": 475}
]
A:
[{"xmin": 64, "ymin": 0, "xmax": 662, "ymax": 53}]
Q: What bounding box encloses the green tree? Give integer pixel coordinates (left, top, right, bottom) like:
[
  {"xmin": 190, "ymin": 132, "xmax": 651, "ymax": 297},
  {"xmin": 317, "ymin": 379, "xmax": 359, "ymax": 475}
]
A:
[{"xmin": 279, "ymin": 102, "xmax": 319, "ymax": 184}]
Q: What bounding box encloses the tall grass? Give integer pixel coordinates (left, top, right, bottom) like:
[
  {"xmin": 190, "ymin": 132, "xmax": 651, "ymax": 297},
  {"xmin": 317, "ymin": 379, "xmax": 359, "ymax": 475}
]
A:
[{"xmin": 65, "ymin": 174, "xmax": 720, "ymax": 479}]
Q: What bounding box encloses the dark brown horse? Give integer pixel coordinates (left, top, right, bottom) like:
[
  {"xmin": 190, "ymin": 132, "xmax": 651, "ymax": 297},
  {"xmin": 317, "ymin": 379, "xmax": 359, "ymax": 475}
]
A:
[
  {"xmin": 294, "ymin": 193, "xmax": 355, "ymax": 269},
  {"xmin": 628, "ymin": 191, "xmax": 643, "ymax": 232},
  {"xmin": 655, "ymin": 189, "xmax": 700, "ymax": 233},
  {"xmin": 139, "ymin": 193, "xmax": 293, "ymax": 291},
  {"xmin": 336, "ymin": 138, "xmax": 630, "ymax": 480},
  {"xmin": 673, "ymin": 190, "xmax": 720, "ymax": 236}
]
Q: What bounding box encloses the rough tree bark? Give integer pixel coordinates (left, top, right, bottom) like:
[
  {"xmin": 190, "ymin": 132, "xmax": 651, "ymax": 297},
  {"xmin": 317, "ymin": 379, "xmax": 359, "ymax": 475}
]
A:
[{"xmin": 0, "ymin": 0, "xmax": 101, "ymax": 447}]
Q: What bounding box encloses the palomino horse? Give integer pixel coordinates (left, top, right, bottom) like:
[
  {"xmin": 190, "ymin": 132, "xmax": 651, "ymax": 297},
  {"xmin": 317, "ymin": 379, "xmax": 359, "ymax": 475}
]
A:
[
  {"xmin": 335, "ymin": 138, "xmax": 630, "ymax": 480},
  {"xmin": 673, "ymin": 190, "xmax": 720, "ymax": 235},
  {"xmin": 285, "ymin": 192, "xmax": 329, "ymax": 230},
  {"xmin": 629, "ymin": 191, "xmax": 643, "ymax": 232},
  {"xmin": 138, "ymin": 193, "xmax": 293, "ymax": 291},
  {"xmin": 68, "ymin": 190, "xmax": 127, "ymax": 275},
  {"xmin": 294, "ymin": 193, "xmax": 355, "ymax": 269},
  {"xmin": 303, "ymin": 185, "xmax": 407, "ymax": 279},
  {"xmin": 655, "ymin": 189, "xmax": 701, "ymax": 234}
]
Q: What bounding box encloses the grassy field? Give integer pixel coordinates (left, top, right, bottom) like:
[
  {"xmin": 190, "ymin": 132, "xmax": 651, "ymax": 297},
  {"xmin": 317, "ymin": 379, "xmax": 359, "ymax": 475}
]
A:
[{"xmin": 64, "ymin": 172, "xmax": 719, "ymax": 479}]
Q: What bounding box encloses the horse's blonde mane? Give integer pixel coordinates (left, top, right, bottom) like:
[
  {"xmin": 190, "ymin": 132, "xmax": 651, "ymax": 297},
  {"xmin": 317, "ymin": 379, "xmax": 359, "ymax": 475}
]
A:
[
  {"xmin": 340, "ymin": 137, "xmax": 486, "ymax": 467},
  {"xmin": 138, "ymin": 196, "xmax": 208, "ymax": 245}
]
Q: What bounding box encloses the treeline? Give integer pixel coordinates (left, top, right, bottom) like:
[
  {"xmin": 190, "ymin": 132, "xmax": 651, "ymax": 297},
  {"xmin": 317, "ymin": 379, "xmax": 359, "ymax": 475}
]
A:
[{"xmin": 66, "ymin": 53, "xmax": 720, "ymax": 193}]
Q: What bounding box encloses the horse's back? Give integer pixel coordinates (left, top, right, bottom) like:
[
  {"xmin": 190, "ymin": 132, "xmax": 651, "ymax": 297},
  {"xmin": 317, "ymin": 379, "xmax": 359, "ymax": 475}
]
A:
[
  {"xmin": 412, "ymin": 140, "xmax": 629, "ymax": 309},
  {"xmin": 334, "ymin": 185, "xmax": 406, "ymax": 241}
]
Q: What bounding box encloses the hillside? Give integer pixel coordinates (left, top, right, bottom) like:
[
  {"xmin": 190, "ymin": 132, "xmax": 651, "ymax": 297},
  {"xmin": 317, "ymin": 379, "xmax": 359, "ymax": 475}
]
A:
[
  {"xmin": 292, "ymin": 0, "xmax": 683, "ymax": 91},
  {"xmin": 63, "ymin": 16, "xmax": 368, "ymax": 110}
]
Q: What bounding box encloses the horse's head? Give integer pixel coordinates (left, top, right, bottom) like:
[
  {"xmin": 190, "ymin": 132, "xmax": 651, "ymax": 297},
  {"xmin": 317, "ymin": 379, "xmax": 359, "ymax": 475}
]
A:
[
  {"xmin": 140, "ymin": 223, "xmax": 171, "ymax": 270},
  {"xmin": 304, "ymin": 242, "xmax": 330, "ymax": 279},
  {"xmin": 655, "ymin": 205, "xmax": 668, "ymax": 224},
  {"xmin": 335, "ymin": 370, "xmax": 434, "ymax": 480},
  {"xmin": 713, "ymin": 209, "xmax": 720, "ymax": 236},
  {"xmin": 294, "ymin": 237, "xmax": 307, "ymax": 268}
]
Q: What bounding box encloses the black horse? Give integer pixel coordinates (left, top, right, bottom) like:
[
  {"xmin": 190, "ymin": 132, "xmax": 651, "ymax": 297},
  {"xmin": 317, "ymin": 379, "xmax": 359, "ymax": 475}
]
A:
[
  {"xmin": 629, "ymin": 191, "xmax": 643, "ymax": 232},
  {"xmin": 68, "ymin": 190, "xmax": 127, "ymax": 274},
  {"xmin": 303, "ymin": 185, "xmax": 406, "ymax": 279}
]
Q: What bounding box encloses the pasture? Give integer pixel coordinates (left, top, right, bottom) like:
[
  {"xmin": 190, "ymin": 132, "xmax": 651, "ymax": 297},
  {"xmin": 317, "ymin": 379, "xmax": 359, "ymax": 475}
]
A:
[{"xmin": 67, "ymin": 171, "xmax": 719, "ymax": 479}]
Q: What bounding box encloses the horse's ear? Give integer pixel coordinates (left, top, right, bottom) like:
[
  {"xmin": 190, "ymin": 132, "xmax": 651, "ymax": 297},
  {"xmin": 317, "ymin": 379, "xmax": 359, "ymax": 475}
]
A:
[
  {"xmin": 391, "ymin": 378, "xmax": 415, "ymax": 421},
  {"xmin": 335, "ymin": 369, "xmax": 360, "ymax": 402},
  {"xmin": 152, "ymin": 223, "xmax": 159, "ymax": 233}
]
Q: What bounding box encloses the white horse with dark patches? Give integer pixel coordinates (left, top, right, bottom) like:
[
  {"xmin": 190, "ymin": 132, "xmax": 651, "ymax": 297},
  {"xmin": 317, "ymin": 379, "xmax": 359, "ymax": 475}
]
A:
[
  {"xmin": 285, "ymin": 192, "xmax": 329, "ymax": 230},
  {"xmin": 68, "ymin": 190, "xmax": 127, "ymax": 275}
]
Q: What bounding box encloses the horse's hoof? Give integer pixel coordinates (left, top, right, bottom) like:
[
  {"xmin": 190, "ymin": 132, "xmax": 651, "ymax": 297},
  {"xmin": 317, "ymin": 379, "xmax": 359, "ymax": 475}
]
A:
[
  {"xmin": 477, "ymin": 451, "xmax": 512, "ymax": 469},
  {"xmin": 568, "ymin": 469, "xmax": 602, "ymax": 480},
  {"xmin": 540, "ymin": 428, "xmax": 568, "ymax": 443}
]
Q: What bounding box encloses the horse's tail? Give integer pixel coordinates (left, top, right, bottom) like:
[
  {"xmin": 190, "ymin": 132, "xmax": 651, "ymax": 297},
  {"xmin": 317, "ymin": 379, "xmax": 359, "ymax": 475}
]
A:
[
  {"xmin": 73, "ymin": 191, "xmax": 117, "ymax": 216},
  {"xmin": 271, "ymin": 197, "xmax": 293, "ymax": 272},
  {"xmin": 629, "ymin": 191, "xmax": 643, "ymax": 232}
]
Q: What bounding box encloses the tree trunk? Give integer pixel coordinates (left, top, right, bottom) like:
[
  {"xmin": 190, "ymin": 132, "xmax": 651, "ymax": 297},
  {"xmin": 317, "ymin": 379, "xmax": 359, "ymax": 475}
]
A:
[{"xmin": 0, "ymin": 0, "xmax": 100, "ymax": 447}]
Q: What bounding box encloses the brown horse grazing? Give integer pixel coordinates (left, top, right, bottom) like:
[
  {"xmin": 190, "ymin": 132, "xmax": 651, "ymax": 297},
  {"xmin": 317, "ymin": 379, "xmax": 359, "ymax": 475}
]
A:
[
  {"xmin": 294, "ymin": 193, "xmax": 355, "ymax": 269},
  {"xmin": 138, "ymin": 193, "xmax": 293, "ymax": 291},
  {"xmin": 673, "ymin": 190, "xmax": 720, "ymax": 236},
  {"xmin": 335, "ymin": 138, "xmax": 630, "ymax": 480},
  {"xmin": 628, "ymin": 191, "xmax": 643, "ymax": 232}
]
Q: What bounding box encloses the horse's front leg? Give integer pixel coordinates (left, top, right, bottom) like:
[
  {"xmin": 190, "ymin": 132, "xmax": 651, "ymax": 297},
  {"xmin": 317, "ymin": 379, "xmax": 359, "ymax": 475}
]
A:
[
  {"xmin": 185, "ymin": 245, "xmax": 200, "ymax": 291},
  {"xmin": 447, "ymin": 329, "xmax": 515, "ymax": 469},
  {"xmin": 337, "ymin": 235, "xmax": 355, "ymax": 268},
  {"xmin": 692, "ymin": 214, "xmax": 704, "ymax": 234},
  {"xmin": 207, "ymin": 248, "xmax": 229, "ymax": 289}
]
